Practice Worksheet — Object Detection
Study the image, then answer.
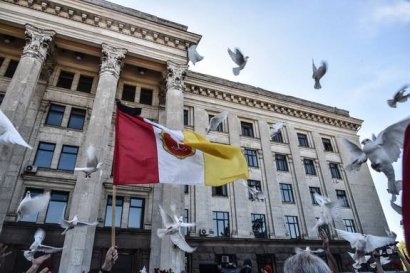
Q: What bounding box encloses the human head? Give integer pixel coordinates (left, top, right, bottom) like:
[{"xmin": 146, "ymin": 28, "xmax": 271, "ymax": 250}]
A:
[
  {"xmin": 283, "ymin": 251, "xmax": 331, "ymax": 273},
  {"xmin": 243, "ymin": 258, "xmax": 252, "ymax": 267}
]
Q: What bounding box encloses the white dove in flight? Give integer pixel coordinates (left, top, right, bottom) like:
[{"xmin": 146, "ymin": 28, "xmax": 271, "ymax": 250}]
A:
[
  {"xmin": 312, "ymin": 59, "xmax": 327, "ymax": 89},
  {"xmin": 240, "ymin": 180, "xmax": 267, "ymax": 201},
  {"xmin": 187, "ymin": 44, "xmax": 204, "ymax": 65},
  {"xmin": 206, "ymin": 111, "xmax": 229, "ymax": 134},
  {"xmin": 311, "ymin": 193, "xmax": 343, "ymax": 231},
  {"xmin": 74, "ymin": 145, "xmax": 103, "ymax": 178},
  {"xmin": 228, "ymin": 48, "xmax": 249, "ymax": 76},
  {"xmin": 16, "ymin": 191, "xmax": 50, "ymax": 221},
  {"xmin": 157, "ymin": 205, "xmax": 196, "ymax": 253},
  {"xmin": 59, "ymin": 215, "xmax": 98, "ymax": 235},
  {"xmin": 336, "ymin": 229, "xmax": 396, "ymax": 269},
  {"xmin": 269, "ymin": 122, "xmax": 284, "ymax": 139},
  {"xmin": 23, "ymin": 228, "xmax": 63, "ymax": 261},
  {"xmin": 387, "ymin": 85, "xmax": 410, "ymax": 108},
  {"xmin": 342, "ymin": 116, "xmax": 410, "ymax": 198},
  {"xmin": 296, "ymin": 246, "xmax": 324, "ymax": 254},
  {"xmin": 347, "ymin": 252, "xmax": 371, "ymax": 269},
  {"xmin": 139, "ymin": 266, "xmax": 147, "ymax": 273},
  {"xmin": 0, "ymin": 109, "xmax": 31, "ymax": 149}
]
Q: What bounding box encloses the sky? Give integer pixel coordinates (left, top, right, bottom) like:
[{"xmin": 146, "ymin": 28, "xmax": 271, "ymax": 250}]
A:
[{"xmin": 108, "ymin": 0, "xmax": 410, "ymax": 240}]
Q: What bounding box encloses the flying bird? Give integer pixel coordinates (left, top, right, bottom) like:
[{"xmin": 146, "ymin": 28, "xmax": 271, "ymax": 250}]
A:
[
  {"xmin": 296, "ymin": 247, "xmax": 324, "ymax": 254},
  {"xmin": 187, "ymin": 44, "xmax": 204, "ymax": 65},
  {"xmin": 269, "ymin": 122, "xmax": 284, "ymax": 139},
  {"xmin": 342, "ymin": 116, "xmax": 410, "ymax": 197},
  {"xmin": 206, "ymin": 111, "xmax": 229, "ymax": 134},
  {"xmin": 140, "ymin": 266, "xmax": 147, "ymax": 273},
  {"xmin": 228, "ymin": 48, "xmax": 249, "ymax": 76},
  {"xmin": 17, "ymin": 191, "xmax": 50, "ymax": 221},
  {"xmin": 240, "ymin": 180, "xmax": 267, "ymax": 201},
  {"xmin": 390, "ymin": 200, "xmax": 402, "ymax": 215},
  {"xmin": 157, "ymin": 205, "xmax": 196, "ymax": 253},
  {"xmin": 74, "ymin": 145, "xmax": 103, "ymax": 178},
  {"xmin": 0, "ymin": 109, "xmax": 31, "ymax": 149},
  {"xmin": 311, "ymin": 193, "xmax": 342, "ymax": 231},
  {"xmin": 347, "ymin": 252, "xmax": 371, "ymax": 269},
  {"xmin": 312, "ymin": 59, "xmax": 327, "ymax": 89},
  {"xmin": 336, "ymin": 229, "xmax": 396, "ymax": 269},
  {"xmin": 23, "ymin": 228, "xmax": 63, "ymax": 261},
  {"xmin": 59, "ymin": 215, "xmax": 98, "ymax": 235},
  {"xmin": 387, "ymin": 85, "xmax": 410, "ymax": 108}
]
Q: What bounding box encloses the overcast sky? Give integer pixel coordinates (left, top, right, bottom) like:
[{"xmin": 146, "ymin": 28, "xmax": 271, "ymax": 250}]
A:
[{"xmin": 108, "ymin": 0, "xmax": 410, "ymax": 240}]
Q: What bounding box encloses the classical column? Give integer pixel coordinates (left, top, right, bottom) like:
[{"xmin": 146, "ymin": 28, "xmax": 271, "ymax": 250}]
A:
[
  {"xmin": 59, "ymin": 44, "xmax": 127, "ymax": 273},
  {"xmin": 149, "ymin": 61, "xmax": 187, "ymax": 273},
  {"xmin": 0, "ymin": 24, "xmax": 55, "ymax": 233}
]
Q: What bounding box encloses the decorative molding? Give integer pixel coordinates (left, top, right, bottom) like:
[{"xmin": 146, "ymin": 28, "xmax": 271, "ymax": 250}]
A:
[
  {"xmin": 6, "ymin": 0, "xmax": 198, "ymax": 51},
  {"xmin": 100, "ymin": 43, "xmax": 127, "ymax": 78},
  {"xmin": 164, "ymin": 61, "xmax": 188, "ymax": 91},
  {"xmin": 184, "ymin": 82, "xmax": 361, "ymax": 131},
  {"xmin": 22, "ymin": 23, "xmax": 56, "ymax": 62}
]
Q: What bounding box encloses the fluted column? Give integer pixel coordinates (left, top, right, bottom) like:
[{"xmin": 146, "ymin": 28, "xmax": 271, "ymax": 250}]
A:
[
  {"xmin": 149, "ymin": 61, "xmax": 187, "ymax": 273},
  {"xmin": 0, "ymin": 24, "xmax": 55, "ymax": 233},
  {"xmin": 59, "ymin": 44, "xmax": 127, "ymax": 273}
]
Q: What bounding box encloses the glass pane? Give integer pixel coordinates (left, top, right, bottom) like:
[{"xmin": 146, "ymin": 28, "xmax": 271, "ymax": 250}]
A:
[
  {"xmin": 122, "ymin": 84, "xmax": 136, "ymax": 102},
  {"xmin": 140, "ymin": 88, "xmax": 153, "ymax": 105},
  {"xmin": 105, "ymin": 205, "xmax": 122, "ymax": 227},
  {"xmin": 4, "ymin": 60, "xmax": 19, "ymax": 78},
  {"xmin": 57, "ymin": 71, "xmax": 74, "ymax": 89},
  {"xmin": 45, "ymin": 201, "xmax": 66, "ymax": 223},
  {"xmin": 128, "ymin": 207, "xmax": 142, "ymax": 228},
  {"xmin": 130, "ymin": 198, "xmax": 143, "ymax": 207},
  {"xmin": 34, "ymin": 147, "xmax": 54, "ymax": 168},
  {"xmin": 76, "ymin": 75, "xmax": 93, "ymax": 93},
  {"xmin": 57, "ymin": 153, "xmax": 77, "ymax": 171},
  {"xmin": 46, "ymin": 105, "xmax": 65, "ymax": 126}
]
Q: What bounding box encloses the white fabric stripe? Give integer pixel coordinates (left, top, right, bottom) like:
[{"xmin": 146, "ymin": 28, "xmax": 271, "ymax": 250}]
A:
[{"xmin": 153, "ymin": 127, "xmax": 204, "ymax": 185}]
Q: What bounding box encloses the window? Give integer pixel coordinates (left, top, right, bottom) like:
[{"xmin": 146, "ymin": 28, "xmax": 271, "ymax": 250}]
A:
[
  {"xmin": 213, "ymin": 211, "xmax": 229, "ymax": 237},
  {"xmin": 208, "ymin": 114, "xmax": 224, "ymax": 132},
  {"xmin": 272, "ymin": 131, "xmax": 283, "ymax": 143},
  {"xmin": 0, "ymin": 94, "xmax": 4, "ymax": 105},
  {"xmin": 329, "ymin": 163, "xmax": 342, "ymax": 179},
  {"xmin": 247, "ymin": 180, "xmax": 261, "ymax": 199},
  {"xmin": 322, "ymin": 138, "xmax": 333, "ymax": 152},
  {"xmin": 68, "ymin": 108, "xmax": 86, "ymax": 130},
  {"xmin": 121, "ymin": 84, "xmax": 136, "ymax": 102},
  {"xmin": 212, "ymin": 185, "xmax": 228, "ymax": 197},
  {"xmin": 251, "ymin": 214, "xmax": 267, "ymax": 238},
  {"xmin": 182, "ymin": 209, "xmax": 189, "ymax": 236},
  {"xmin": 140, "ymin": 88, "xmax": 153, "ymax": 105},
  {"xmin": 275, "ymin": 154, "xmax": 289, "ymax": 172},
  {"xmin": 297, "ymin": 133, "xmax": 309, "ymax": 147},
  {"xmin": 241, "ymin": 121, "xmax": 254, "ymax": 137},
  {"xmin": 280, "ymin": 183, "xmax": 294, "ymax": 203},
  {"xmin": 285, "ymin": 216, "xmax": 300, "ymax": 239},
  {"xmin": 76, "ymin": 75, "xmax": 94, "ymax": 93},
  {"xmin": 45, "ymin": 191, "xmax": 69, "ymax": 224},
  {"xmin": 336, "ymin": 190, "xmax": 349, "ymax": 208},
  {"xmin": 34, "ymin": 142, "xmax": 55, "ymax": 168},
  {"xmin": 309, "ymin": 187, "xmax": 321, "ymax": 205},
  {"xmin": 343, "ymin": 219, "xmax": 356, "ymax": 232},
  {"xmin": 304, "ymin": 159, "xmax": 316, "ymax": 175},
  {"xmin": 128, "ymin": 197, "xmax": 144, "ymax": 229},
  {"xmin": 57, "ymin": 145, "xmax": 78, "ymax": 171},
  {"xmin": 20, "ymin": 188, "xmax": 43, "ymax": 222},
  {"xmin": 0, "ymin": 57, "xmax": 4, "ymax": 68},
  {"xmin": 4, "ymin": 59, "xmax": 18, "ymax": 78},
  {"xmin": 45, "ymin": 104, "xmax": 65, "ymax": 126},
  {"xmin": 183, "ymin": 109, "xmax": 189, "ymax": 126},
  {"xmin": 244, "ymin": 149, "xmax": 258, "ymax": 168},
  {"xmin": 105, "ymin": 196, "xmax": 123, "ymax": 227},
  {"xmin": 56, "ymin": 71, "xmax": 74, "ymax": 89},
  {"xmin": 184, "ymin": 185, "xmax": 189, "ymax": 194}
]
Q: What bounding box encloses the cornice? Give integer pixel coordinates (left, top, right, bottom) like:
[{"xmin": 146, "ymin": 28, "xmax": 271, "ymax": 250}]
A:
[
  {"xmin": 184, "ymin": 72, "xmax": 362, "ymax": 132},
  {"xmin": 4, "ymin": 0, "xmax": 202, "ymax": 51}
]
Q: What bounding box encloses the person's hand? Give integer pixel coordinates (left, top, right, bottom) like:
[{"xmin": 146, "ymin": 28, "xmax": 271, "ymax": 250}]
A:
[
  {"xmin": 319, "ymin": 230, "xmax": 329, "ymax": 250},
  {"xmin": 101, "ymin": 246, "xmax": 118, "ymax": 271},
  {"xmin": 39, "ymin": 267, "xmax": 51, "ymax": 273},
  {"xmin": 26, "ymin": 254, "xmax": 51, "ymax": 273},
  {"xmin": 0, "ymin": 243, "xmax": 12, "ymax": 267}
]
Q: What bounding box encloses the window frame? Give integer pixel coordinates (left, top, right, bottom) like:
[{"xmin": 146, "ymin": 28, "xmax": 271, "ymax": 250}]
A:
[
  {"xmin": 280, "ymin": 183, "xmax": 295, "ymax": 203},
  {"xmin": 241, "ymin": 121, "xmax": 255, "ymax": 138},
  {"xmin": 121, "ymin": 84, "xmax": 136, "ymax": 102},
  {"xmin": 4, "ymin": 59, "xmax": 19, "ymax": 78},
  {"xmin": 105, "ymin": 195, "xmax": 124, "ymax": 227},
  {"xmin": 33, "ymin": 142, "xmax": 56, "ymax": 168},
  {"xmin": 285, "ymin": 215, "xmax": 300, "ymax": 239},
  {"xmin": 336, "ymin": 190, "xmax": 350, "ymax": 208},
  {"xmin": 247, "ymin": 180, "xmax": 262, "ymax": 200},
  {"xmin": 139, "ymin": 88, "xmax": 153, "ymax": 105},
  {"xmin": 208, "ymin": 114, "xmax": 224, "ymax": 132},
  {"xmin": 57, "ymin": 145, "xmax": 79, "ymax": 171},
  {"xmin": 275, "ymin": 154, "xmax": 289, "ymax": 172},
  {"xmin": 212, "ymin": 211, "xmax": 230, "ymax": 237},
  {"xmin": 128, "ymin": 197, "xmax": 145, "ymax": 229},
  {"xmin": 67, "ymin": 107, "xmax": 86, "ymax": 130},
  {"xmin": 45, "ymin": 191, "xmax": 69, "ymax": 224},
  {"xmin": 251, "ymin": 213, "xmax": 267, "ymax": 238},
  {"xmin": 322, "ymin": 138, "xmax": 334, "ymax": 152},
  {"xmin": 343, "ymin": 219, "xmax": 356, "ymax": 232},
  {"xmin": 212, "ymin": 185, "xmax": 228, "ymax": 197},
  {"xmin": 244, "ymin": 148, "xmax": 259, "ymax": 168},
  {"xmin": 20, "ymin": 188, "xmax": 44, "ymax": 222},
  {"xmin": 309, "ymin": 187, "xmax": 321, "ymax": 205},
  {"xmin": 272, "ymin": 130, "xmax": 284, "ymax": 143},
  {"xmin": 56, "ymin": 70, "xmax": 75, "ymax": 89},
  {"xmin": 76, "ymin": 74, "xmax": 94, "ymax": 93},
  {"xmin": 329, "ymin": 163, "xmax": 342, "ymax": 179},
  {"xmin": 303, "ymin": 159, "xmax": 316, "ymax": 176},
  {"xmin": 297, "ymin": 133, "xmax": 309, "ymax": 148},
  {"xmin": 45, "ymin": 104, "xmax": 65, "ymax": 127}
]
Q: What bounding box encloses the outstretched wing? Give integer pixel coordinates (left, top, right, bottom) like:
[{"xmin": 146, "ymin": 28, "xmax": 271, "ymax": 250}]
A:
[
  {"xmin": 336, "ymin": 229, "xmax": 363, "ymax": 249},
  {"xmin": 158, "ymin": 205, "xmax": 172, "ymax": 227},
  {"xmin": 209, "ymin": 111, "xmax": 229, "ymax": 132},
  {"xmin": 228, "ymin": 48, "xmax": 244, "ymax": 66},
  {"xmin": 0, "ymin": 110, "xmax": 32, "ymax": 149},
  {"xmin": 38, "ymin": 245, "xmax": 64, "ymax": 254},
  {"xmin": 365, "ymin": 234, "xmax": 396, "ymax": 253},
  {"xmin": 86, "ymin": 145, "xmax": 98, "ymax": 168},
  {"xmin": 170, "ymin": 232, "xmax": 196, "ymax": 253},
  {"xmin": 341, "ymin": 138, "xmax": 367, "ymax": 171}
]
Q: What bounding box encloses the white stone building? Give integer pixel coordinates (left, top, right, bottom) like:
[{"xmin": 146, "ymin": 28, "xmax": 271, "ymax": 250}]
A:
[{"xmin": 0, "ymin": 1, "xmax": 391, "ymax": 273}]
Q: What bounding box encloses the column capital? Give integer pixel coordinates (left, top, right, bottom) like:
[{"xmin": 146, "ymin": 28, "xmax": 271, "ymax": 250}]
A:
[
  {"xmin": 23, "ymin": 24, "xmax": 56, "ymax": 62},
  {"xmin": 164, "ymin": 61, "xmax": 188, "ymax": 90},
  {"xmin": 100, "ymin": 43, "xmax": 127, "ymax": 78}
]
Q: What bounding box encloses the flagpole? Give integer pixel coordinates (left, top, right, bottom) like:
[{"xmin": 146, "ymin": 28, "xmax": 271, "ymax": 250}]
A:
[{"xmin": 111, "ymin": 185, "xmax": 116, "ymax": 247}]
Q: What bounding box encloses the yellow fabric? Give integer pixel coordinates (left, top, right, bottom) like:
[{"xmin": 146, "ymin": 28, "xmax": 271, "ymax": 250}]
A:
[{"xmin": 183, "ymin": 130, "xmax": 249, "ymax": 186}]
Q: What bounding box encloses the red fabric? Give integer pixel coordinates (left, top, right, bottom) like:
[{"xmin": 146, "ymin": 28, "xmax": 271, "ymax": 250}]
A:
[
  {"xmin": 404, "ymin": 125, "xmax": 410, "ymax": 254},
  {"xmin": 113, "ymin": 108, "xmax": 159, "ymax": 185}
]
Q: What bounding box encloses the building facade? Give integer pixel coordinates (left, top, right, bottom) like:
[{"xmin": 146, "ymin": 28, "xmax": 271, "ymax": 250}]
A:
[{"xmin": 0, "ymin": 1, "xmax": 393, "ymax": 273}]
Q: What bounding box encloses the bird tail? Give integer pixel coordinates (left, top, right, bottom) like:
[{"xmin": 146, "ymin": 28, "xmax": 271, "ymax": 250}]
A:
[
  {"xmin": 0, "ymin": 131, "xmax": 32, "ymax": 149},
  {"xmin": 233, "ymin": 67, "xmax": 241, "ymax": 76},
  {"xmin": 157, "ymin": 228, "xmax": 167, "ymax": 238},
  {"xmin": 74, "ymin": 167, "xmax": 89, "ymax": 171},
  {"xmin": 387, "ymin": 99, "xmax": 396, "ymax": 108},
  {"xmin": 61, "ymin": 228, "xmax": 68, "ymax": 235},
  {"xmin": 314, "ymin": 79, "xmax": 321, "ymax": 89}
]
